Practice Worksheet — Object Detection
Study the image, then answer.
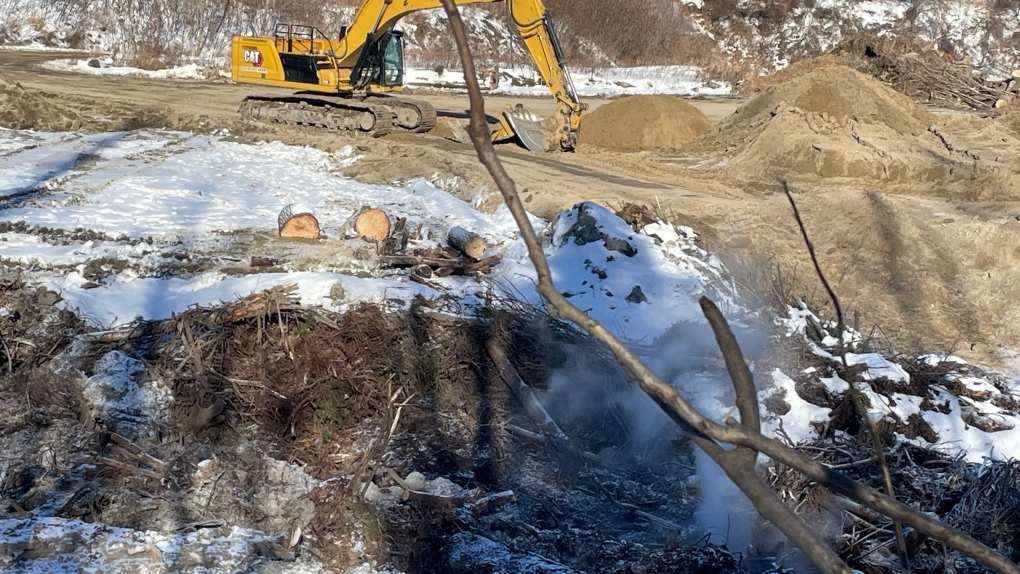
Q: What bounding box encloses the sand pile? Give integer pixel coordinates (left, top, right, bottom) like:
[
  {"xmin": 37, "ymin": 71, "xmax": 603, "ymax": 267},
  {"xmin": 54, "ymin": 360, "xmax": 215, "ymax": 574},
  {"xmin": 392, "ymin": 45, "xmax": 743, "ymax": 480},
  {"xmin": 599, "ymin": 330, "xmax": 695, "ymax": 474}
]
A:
[
  {"xmin": 683, "ymin": 66, "xmax": 1015, "ymax": 194},
  {"xmin": 722, "ymin": 65, "xmax": 935, "ymax": 139},
  {"xmin": 737, "ymin": 53, "xmax": 851, "ymax": 95},
  {"xmin": 0, "ymin": 71, "xmax": 83, "ymax": 131},
  {"xmin": 580, "ymin": 95, "xmax": 713, "ymax": 151}
]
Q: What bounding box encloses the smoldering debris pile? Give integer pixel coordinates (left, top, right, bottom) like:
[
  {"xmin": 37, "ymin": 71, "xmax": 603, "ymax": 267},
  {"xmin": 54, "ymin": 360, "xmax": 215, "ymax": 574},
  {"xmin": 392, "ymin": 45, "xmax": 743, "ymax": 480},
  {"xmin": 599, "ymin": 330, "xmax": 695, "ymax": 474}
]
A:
[
  {"xmin": 579, "ymin": 95, "xmax": 713, "ymax": 151},
  {"xmin": 0, "ymin": 274, "xmax": 749, "ymax": 573},
  {"xmin": 768, "ymin": 435, "xmax": 1020, "ymax": 572},
  {"xmin": 756, "ymin": 306, "xmax": 1020, "ymax": 572}
]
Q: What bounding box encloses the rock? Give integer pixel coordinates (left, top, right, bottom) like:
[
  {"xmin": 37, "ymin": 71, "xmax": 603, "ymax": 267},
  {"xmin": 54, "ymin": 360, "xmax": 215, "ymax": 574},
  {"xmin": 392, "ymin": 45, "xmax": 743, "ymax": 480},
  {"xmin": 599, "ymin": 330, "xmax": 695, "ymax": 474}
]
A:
[
  {"xmin": 564, "ymin": 203, "xmax": 638, "ymax": 257},
  {"xmin": 404, "ymin": 471, "xmax": 428, "ymax": 490},
  {"xmin": 87, "ymin": 59, "xmax": 102, "ymax": 69},
  {"xmin": 626, "ymin": 285, "xmax": 648, "ymax": 304}
]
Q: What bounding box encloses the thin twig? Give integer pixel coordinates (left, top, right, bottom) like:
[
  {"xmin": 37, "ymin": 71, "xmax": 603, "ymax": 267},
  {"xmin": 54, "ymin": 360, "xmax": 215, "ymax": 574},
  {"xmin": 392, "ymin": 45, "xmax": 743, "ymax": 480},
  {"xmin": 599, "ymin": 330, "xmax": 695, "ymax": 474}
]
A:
[
  {"xmin": 0, "ymin": 330, "xmax": 11, "ymax": 374},
  {"xmin": 780, "ymin": 179, "xmax": 910, "ymax": 568}
]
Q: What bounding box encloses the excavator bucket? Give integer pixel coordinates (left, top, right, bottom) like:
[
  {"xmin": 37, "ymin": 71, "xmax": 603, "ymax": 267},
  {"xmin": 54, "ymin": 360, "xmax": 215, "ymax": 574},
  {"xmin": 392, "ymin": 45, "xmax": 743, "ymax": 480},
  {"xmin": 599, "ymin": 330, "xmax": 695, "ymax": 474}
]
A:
[{"xmin": 500, "ymin": 103, "xmax": 564, "ymax": 152}]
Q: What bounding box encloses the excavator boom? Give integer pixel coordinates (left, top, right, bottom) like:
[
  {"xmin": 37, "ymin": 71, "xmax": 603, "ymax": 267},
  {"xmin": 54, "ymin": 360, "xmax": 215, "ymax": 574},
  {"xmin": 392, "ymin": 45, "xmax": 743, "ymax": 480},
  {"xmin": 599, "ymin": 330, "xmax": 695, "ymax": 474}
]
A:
[{"xmin": 230, "ymin": 0, "xmax": 585, "ymax": 151}]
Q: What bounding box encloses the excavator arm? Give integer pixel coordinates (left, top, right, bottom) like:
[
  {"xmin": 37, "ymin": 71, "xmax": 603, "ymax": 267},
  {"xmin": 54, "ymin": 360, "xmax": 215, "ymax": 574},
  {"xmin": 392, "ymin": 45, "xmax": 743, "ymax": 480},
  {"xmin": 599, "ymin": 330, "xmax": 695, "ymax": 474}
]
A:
[{"xmin": 335, "ymin": 0, "xmax": 585, "ymax": 151}]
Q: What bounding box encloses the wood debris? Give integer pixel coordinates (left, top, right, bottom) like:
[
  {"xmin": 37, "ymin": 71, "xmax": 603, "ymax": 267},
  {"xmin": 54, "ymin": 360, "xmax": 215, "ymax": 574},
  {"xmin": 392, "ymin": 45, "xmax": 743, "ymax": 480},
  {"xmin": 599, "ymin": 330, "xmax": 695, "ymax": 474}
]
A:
[{"xmin": 102, "ymin": 433, "xmax": 166, "ymax": 481}]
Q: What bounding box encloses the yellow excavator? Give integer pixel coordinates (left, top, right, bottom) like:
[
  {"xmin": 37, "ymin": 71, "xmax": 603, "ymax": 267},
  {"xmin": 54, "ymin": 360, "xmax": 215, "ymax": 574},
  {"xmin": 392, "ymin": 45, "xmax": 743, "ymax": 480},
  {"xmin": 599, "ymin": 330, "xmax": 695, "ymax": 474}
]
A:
[{"xmin": 230, "ymin": 0, "xmax": 586, "ymax": 151}]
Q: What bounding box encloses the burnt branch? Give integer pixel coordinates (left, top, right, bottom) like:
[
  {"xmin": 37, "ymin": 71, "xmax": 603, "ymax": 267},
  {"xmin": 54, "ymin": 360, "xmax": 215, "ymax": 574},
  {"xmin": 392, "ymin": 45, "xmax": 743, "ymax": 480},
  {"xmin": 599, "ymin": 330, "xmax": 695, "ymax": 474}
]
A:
[
  {"xmin": 700, "ymin": 297, "xmax": 759, "ymax": 432},
  {"xmin": 438, "ymin": 2, "xmax": 1019, "ymax": 573}
]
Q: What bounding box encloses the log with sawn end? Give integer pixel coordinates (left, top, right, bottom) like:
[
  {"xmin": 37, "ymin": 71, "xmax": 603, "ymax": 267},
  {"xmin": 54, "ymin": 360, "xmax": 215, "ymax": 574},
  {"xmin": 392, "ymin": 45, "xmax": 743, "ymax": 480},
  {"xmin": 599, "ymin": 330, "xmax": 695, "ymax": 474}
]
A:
[
  {"xmin": 339, "ymin": 206, "xmax": 391, "ymax": 241},
  {"xmin": 448, "ymin": 226, "xmax": 487, "ymax": 260},
  {"xmin": 278, "ymin": 204, "xmax": 321, "ymax": 239}
]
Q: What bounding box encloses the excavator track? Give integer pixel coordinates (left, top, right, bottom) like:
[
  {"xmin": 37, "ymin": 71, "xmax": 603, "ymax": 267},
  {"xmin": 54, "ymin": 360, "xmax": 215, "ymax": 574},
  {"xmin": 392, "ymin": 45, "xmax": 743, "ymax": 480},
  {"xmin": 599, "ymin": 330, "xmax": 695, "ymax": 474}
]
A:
[
  {"xmin": 239, "ymin": 94, "xmax": 437, "ymax": 136},
  {"xmin": 365, "ymin": 96, "xmax": 438, "ymax": 133},
  {"xmin": 239, "ymin": 95, "xmax": 396, "ymax": 137}
]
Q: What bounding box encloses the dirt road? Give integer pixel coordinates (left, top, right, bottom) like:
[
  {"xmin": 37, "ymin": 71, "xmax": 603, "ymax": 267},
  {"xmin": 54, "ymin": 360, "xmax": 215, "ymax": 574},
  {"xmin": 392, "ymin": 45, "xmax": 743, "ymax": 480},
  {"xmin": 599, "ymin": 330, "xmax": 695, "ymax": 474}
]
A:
[
  {"xmin": 5, "ymin": 50, "xmax": 1020, "ymax": 367},
  {"xmin": 0, "ymin": 50, "xmax": 738, "ymax": 206}
]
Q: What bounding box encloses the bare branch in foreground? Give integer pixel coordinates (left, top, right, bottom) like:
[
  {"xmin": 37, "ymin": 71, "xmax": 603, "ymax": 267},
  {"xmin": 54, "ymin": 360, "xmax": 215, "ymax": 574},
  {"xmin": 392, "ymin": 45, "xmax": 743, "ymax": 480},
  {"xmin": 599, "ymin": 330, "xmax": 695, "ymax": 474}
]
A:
[
  {"xmin": 438, "ymin": 2, "xmax": 1019, "ymax": 572},
  {"xmin": 781, "ymin": 179, "xmax": 909, "ymax": 568}
]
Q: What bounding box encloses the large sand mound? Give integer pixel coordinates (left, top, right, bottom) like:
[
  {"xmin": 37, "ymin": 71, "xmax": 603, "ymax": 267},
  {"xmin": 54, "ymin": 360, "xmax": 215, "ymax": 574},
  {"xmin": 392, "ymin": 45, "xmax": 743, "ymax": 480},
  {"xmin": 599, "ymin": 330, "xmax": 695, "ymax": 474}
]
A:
[
  {"xmin": 0, "ymin": 72, "xmax": 83, "ymax": 132},
  {"xmin": 723, "ymin": 64, "xmax": 934, "ymax": 137},
  {"xmin": 580, "ymin": 95, "xmax": 713, "ymax": 151},
  {"xmin": 684, "ymin": 66, "xmax": 1020, "ymax": 198}
]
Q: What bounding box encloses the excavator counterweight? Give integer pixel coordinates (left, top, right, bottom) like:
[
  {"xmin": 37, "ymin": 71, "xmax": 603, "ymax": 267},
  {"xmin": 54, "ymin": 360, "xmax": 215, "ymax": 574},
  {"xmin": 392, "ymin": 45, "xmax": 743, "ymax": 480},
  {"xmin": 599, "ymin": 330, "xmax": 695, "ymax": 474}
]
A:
[{"xmin": 229, "ymin": 0, "xmax": 585, "ymax": 151}]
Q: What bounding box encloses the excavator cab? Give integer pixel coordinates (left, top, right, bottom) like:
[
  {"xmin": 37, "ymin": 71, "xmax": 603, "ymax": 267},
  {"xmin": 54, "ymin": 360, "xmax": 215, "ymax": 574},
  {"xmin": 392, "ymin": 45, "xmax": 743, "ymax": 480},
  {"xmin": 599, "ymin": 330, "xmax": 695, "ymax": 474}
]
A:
[
  {"xmin": 369, "ymin": 32, "xmax": 405, "ymax": 88},
  {"xmin": 348, "ymin": 30, "xmax": 406, "ymax": 91}
]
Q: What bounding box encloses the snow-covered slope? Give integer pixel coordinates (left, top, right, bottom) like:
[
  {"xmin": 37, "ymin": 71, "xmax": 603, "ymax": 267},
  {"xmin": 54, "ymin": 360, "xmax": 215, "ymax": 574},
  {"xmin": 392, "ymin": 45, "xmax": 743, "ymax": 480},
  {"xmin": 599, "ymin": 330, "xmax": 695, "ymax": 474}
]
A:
[{"xmin": 691, "ymin": 0, "xmax": 1020, "ymax": 77}]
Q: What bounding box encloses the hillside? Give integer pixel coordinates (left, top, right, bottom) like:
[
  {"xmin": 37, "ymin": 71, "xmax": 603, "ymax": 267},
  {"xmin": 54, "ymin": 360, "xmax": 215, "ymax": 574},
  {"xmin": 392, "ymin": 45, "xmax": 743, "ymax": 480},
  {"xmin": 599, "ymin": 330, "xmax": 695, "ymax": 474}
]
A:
[
  {"xmin": 3, "ymin": 0, "xmax": 1015, "ymax": 79},
  {"xmin": 690, "ymin": 0, "xmax": 1020, "ymax": 78}
]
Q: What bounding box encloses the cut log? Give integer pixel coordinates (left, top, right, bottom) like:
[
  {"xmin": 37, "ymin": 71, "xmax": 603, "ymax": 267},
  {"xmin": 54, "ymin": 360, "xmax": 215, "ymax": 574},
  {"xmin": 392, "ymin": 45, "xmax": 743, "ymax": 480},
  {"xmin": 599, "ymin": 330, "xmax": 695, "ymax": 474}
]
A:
[
  {"xmin": 278, "ymin": 203, "xmax": 320, "ymax": 239},
  {"xmin": 250, "ymin": 256, "xmax": 278, "ymax": 268},
  {"xmin": 448, "ymin": 226, "xmax": 486, "ymax": 260},
  {"xmin": 340, "ymin": 206, "xmax": 391, "ymax": 241}
]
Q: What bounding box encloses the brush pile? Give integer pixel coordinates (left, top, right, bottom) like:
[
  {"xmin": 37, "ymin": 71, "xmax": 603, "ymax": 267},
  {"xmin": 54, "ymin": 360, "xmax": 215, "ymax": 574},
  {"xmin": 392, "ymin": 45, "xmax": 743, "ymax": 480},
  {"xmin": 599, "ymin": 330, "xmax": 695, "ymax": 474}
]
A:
[
  {"xmin": 766, "ymin": 434, "xmax": 1020, "ymax": 572},
  {"xmin": 841, "ymin": 33, "xmax": 1009, "ymax": 111}
]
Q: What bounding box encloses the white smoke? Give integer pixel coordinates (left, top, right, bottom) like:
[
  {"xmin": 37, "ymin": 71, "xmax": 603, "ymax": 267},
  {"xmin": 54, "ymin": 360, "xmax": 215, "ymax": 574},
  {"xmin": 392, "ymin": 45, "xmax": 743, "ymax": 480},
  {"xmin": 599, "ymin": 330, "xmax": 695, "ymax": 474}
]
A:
[{"xmin": 539, "ymin": 317, "xmax": 776, "ymax": 555}]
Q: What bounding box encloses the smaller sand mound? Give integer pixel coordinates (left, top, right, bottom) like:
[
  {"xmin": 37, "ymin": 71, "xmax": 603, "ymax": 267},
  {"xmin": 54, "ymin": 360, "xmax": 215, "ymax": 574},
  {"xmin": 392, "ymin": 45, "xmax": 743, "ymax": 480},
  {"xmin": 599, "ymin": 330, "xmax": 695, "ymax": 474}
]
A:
[
  {"xmin": 0, "ymin": 72, "xmax": 83, "ymax": 131},
  {"xmin": 580, "ymin": 95, "xmax": 713, "ymax": 151}
]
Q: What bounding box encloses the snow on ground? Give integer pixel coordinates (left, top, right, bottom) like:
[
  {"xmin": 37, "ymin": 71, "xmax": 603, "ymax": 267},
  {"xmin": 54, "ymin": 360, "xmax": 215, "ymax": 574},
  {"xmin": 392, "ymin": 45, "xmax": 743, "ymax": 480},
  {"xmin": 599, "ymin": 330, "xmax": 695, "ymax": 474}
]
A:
[
  {"xmin": 37, "ymin": 56, "xmax": 730, "ymax": 97},
  {"xmin": 0, "ymin": 516, "xmax": 326, "ymax": 573},
  {"xmin": 780, "ymin": 305, "xmax": 1020, "ymax": 463},
  {"xmin": 40, "ymin": 58, "xmax": 225, "ymax": 80},
  {"xmin": 0, "ymin": 43, "xmax": 87, "ymax": 52},
  {"xmin": 0, "ymin": 128, "xmax": 728, "ymax": 342},
  {"xmin": 405, "ymin": 65, "xmax": 732, "ymax": 97}
]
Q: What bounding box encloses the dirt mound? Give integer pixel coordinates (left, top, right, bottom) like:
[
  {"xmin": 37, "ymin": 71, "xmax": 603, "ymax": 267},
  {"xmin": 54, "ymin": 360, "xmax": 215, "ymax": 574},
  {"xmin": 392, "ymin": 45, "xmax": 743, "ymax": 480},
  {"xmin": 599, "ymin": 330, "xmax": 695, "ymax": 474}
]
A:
[
  {"xmin": 724, "ymin": 65, "xmax": 935, "ymax": 138},
  {"xmin": 737, "ymin": 53, "xmax": 851, "ymax": 95},
  {"xmin": 682, "ymin": 66, "xmax": 1020, "ymax": 196},
  {"xmin": 0, "ymin": 71, "xmax": 84, "ymax": 131},
  {"xmin": 580, "ymin": 95, "xmax": 713, "ymax": 151}
]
